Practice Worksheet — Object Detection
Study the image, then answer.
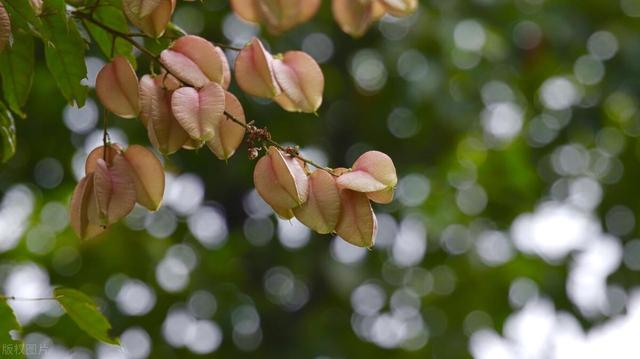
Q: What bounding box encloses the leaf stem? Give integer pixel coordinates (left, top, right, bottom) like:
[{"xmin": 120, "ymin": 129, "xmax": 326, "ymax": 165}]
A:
[
  {"xmin": 0, "ymin": 295, "xmax": 60, "ymax": 301},
  {"xmin": 102, "ymin": 107, "xmax": 110, "ymax": 161}
]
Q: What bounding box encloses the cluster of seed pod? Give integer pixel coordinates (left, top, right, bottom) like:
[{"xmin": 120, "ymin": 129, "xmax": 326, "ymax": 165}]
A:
[
  {"xmin": 254, "ymin": 148, "xmax": 397, "ymax": 248},
  {"xmin": 69, "ymin": 2, "xmax": 400, "ymax": 246},
  {"xmin": 70, "ymin": 144, "xmax": 165, "ymax": 239},
  {"xmin": 231, "ymin": 0, "xmax": 418, "ymax": 37},
  {"xmin": 95, "ymin": 34, "xmax": 324, "ymax": 157}
]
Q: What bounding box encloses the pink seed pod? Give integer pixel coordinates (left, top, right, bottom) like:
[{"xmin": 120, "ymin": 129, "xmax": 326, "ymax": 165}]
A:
[
  {"xmin": 206, "ymin": 91, "xmax": 247, "ymax": 160},
  {"xmin": 379, "ymin": 0, "xmax": 418, "ymax": 17},
  {"xmin": 293, "ymin": 170, "xmax": 341, "ymax": 234},
  {"xmin": 336, "ymin": 151, "xmax": 398, "ymax": 204},
  {"xmin": 0, "ymin": 2, "xmax": 10, "ymax": 53},
  {"xmin": 253, "ymin": 146, "xmax": 309, "ymax": 218},
  {"xmin": 70, "ymin": 173, "xmax": 105, "ymax": 240},
  {"xmin": 234, "ymin": 37, "xmax": 281, "ymax": 99},
  {"xmin": 171, "ymin": 83, "xmax": 226, "ymax": 142},
  {"xmin": 273, "ymin": 51, "xmax": 324, "ymax": 113},
  {"xmin": 230, "ymin": 0, "xmax": 321, "ymax": 34},
  {"xmin": 95, "ymin": 56, "xmax": 140, "ymax": 118},
  {"xmin": 85, "ymin": 144, "xmax": 123, "ymax": 175},
  {"xmin": 335, "ymin": 189, "xmax": 377, "ymax": 248},
  {"xmin": 257, "ymin": 0, "xmax": 321, "ymax": 33},
  {"xmin": 92, "ymin": 154, "xmax": 137, "ymax": 226},
  {"xmin": 230, "ymin": 0, "xmax": 261, "ymax": 23},
  {"xmin": 156, "ymin": 70, "xmax": 182, "ymax": 92},
  {"xmin": 159, "ymin": 35, "xmax": 230, "ymax": 88},
  {"xmin": 123, "ymin": 0, "xmax": 176, "ymax": 38},
  {"xmin": 124, "ymin": 0, "xmax": 163, "ymax": 18},
  {"xmin": 123, "ymin": 145, "xmax": 165, "ymax": 211},
  {"xmin": 139, "ymin": 75, "xmax": 189, "ymax": 155},
  {"xmin": 331, "ymin": 0, "xmax": 385, "ymax": 38}
]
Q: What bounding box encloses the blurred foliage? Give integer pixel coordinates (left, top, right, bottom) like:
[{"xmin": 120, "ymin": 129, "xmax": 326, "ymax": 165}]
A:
[{"xmin": 1, "ymin": 0, "xmax": 640, "ymax": 358}]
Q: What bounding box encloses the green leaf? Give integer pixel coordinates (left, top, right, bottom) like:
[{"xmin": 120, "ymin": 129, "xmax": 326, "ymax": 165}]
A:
[
  {"xmin": 1, "ymin": 0, "xmax": 43, "ymax": 38},
  {"xmin": 41, "ymin": 0, "xmax": 88, "ymax": 107},
  {"xmin": 83, "ymin": 0, "xmax": 136, "ymax": 67},
  {"xmin": 0, "ymin": 298, "xmax": 23, "ymax": 357},
  {"xmin": 0, "ymin": 102, "xmax": 16, "ymax": 163},
  {"xmin": 0, "ymin": 31, "xmax": 34, "ymax": 117},
  {"xmin": 54, "ymin": 288, "xmax": 119, "ymax": 345}
]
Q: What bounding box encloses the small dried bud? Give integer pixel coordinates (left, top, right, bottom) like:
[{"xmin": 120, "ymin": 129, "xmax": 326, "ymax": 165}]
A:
[{"xmin": 248, "ymin": 147, "xmax": 259, "ymax": 160}]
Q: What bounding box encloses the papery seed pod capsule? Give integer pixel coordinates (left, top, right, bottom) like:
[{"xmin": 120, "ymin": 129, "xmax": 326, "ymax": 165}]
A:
[
  {"xmin": 92, "ymin": 155, "xmax": 137, "ymax": 226},
  {"xmin": 123, "ymin": 0, "xmax": 176, "ymax": 38},
  {"xmin": 293, "ymin": 170, "xmax": 341, "ymax": 234},
  {"xmin": 206, "ymin": 91, "xmax": 246, "ymax": 160},
  {"xmin": 379, "ymin": 0, "xmax": 418, "ymax": 17},
  {"xmin": 157, "ymin": 71, "xmax": 182, "ymax": 92},
  {"xmin": 331, "ymin": 0, "xmax": 385, "ymax": 38},
  {"xmin": 273, "ymin": 51, "xmax": 324, "ymax": 113},
  {"xmin": 0, "ymin": 3, "xmax": 10, "ymax": 54},
  {"xmin": 253, "ymin": 146, "xmax": 308, "ymax": 218},
  {"xmin": 159, "ymin": 35, "xmax": 230, "ymax": 88},
  {"xmin": 336, "ymin": 151, "xmax": 397, "ymax": 204},
  {"xmin": 335, "ymin": 189, "xmax": 377, "ymax": 248},
  {"xmin": 230, "ymin": 0, "xmax": 261, "ymax": 23},
  {"xmin": 85, "ymin": 144, "xmax": 123, "ymax": 174},
  {"xmin": 70, "ymin": 173, "xmax": 105, "ymax": 240},
  {"xmin": 234, "ymin": 37, "xmax": 281, "ymax": 98},
  {"xmin": 95, "ymin": 56, "xmax": 140, "ymax": 118},
  {"xmin": 123, "ymin": 145, "xmax": 165, "ymax": 211},
  {"xmin": 139, "ymin": 75, "xmax": 189, "ymax": 154},
  {"xmin": 231, "ymin": 0, "xmax": 320, "ymax": 33},
  {"xmin": 256, "ymin": 0, "xmax": 321, "ymax": 33},
  {"xmin": 124, "ymin": 0, "xmax": 163, "ymax": 18},
  {"xmin": 171, "ymin": 83, "xmax": 226, "ymax": 142}
]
